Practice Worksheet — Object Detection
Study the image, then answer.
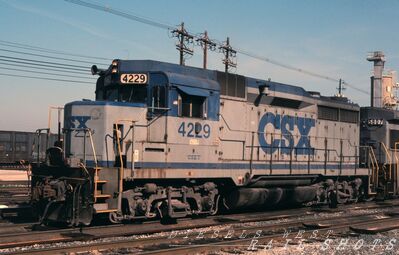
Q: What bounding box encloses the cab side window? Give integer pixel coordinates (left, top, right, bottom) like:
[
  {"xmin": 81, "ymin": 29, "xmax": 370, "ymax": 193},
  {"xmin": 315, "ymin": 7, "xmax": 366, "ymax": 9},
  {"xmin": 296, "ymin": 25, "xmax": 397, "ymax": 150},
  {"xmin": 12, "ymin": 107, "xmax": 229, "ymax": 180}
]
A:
[
  {"xmin": 178, "ymin": 93, "xmax": 206, "ymax": 119},
  {"xmin": 149, "ymin": 85, "xmax": 167, "ymax": 115}
]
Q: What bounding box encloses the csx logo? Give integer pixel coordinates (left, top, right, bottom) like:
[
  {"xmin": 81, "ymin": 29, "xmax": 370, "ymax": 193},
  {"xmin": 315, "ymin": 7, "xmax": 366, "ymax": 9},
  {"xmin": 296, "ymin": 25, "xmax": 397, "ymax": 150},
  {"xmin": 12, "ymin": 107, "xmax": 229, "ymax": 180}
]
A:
[
  {"xmin": 68, "ymin": 116, "xmax": 91, "ymax": 129},
  {"xmin": 258, "ymin": 113, "xmax": 315, "ymax": 155}
]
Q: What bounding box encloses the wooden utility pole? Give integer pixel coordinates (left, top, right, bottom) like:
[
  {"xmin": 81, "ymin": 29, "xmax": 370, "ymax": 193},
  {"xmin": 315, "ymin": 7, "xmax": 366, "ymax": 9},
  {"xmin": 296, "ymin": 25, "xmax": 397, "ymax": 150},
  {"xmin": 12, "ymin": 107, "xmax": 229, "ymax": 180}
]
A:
[
  {"xmin": 196, "ymin": 31, "xmax": 216, "ymax": 69},
  {"xmin": 171, "ymin": 22, "xmax": 194, "ymax": 65},
  {"xmin": 219, "ymin": 37, "xmax": 237, "ymax": 73}
]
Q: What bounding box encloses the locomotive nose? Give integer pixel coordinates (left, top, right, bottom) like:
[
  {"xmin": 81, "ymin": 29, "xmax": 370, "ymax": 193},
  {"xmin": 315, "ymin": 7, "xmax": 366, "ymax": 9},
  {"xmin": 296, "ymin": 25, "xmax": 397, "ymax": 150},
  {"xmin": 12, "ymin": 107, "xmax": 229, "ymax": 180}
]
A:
[{"xmin": 64, "ymin": 101, "xmax": 147, "ymax": 168}]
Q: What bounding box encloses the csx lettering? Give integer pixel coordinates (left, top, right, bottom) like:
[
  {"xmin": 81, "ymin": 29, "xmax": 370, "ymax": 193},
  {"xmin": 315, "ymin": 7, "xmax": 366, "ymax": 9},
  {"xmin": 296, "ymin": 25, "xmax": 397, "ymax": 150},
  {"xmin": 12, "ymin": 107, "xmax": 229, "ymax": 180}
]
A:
[
  {"xmin": 258, "ymin": 113, "xmax": 315, "ymax": 155},
  {"xmin": 68, "ymin": 116, "xmax": 91, "ymax": 129}
]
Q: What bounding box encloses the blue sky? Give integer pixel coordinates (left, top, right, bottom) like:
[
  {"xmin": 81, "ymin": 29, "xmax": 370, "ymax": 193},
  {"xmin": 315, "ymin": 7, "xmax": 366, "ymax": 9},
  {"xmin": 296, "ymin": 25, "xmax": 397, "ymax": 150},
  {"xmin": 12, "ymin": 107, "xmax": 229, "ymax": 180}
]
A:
[{"xmin": 0, "ymin": 0, "xmax": 398, "ymax": 131}]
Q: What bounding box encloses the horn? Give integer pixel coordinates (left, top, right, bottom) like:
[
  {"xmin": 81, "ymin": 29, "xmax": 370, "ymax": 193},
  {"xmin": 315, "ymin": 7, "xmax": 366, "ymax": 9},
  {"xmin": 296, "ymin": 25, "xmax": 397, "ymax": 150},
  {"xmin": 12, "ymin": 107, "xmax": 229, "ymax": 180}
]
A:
[{"xmin": 91, "ymin": 65, "xmax": 106, "ymax": 76}]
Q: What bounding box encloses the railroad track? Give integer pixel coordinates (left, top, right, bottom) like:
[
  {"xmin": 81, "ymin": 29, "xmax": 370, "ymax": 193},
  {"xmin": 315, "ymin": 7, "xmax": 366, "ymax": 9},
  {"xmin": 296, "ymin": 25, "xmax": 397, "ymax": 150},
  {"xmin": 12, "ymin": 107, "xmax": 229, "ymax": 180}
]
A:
[
  {"xmin": 137, "ymin": 216, "xmax": 399, "ymax": 255},
  {"xmin": 0, "ymin": 164, "xmax": 29, "ymax": 171},
  {"xmin": 0, "ymin": 184, "xmax": 29, "ymax": 205},
  {"xmin": 0, "ymin": 181, "xmax": 29, "ymax": 186},
  {"xmin": 1, "ymin": 200, "xmax": 399, "ymax": 254},
  {"xmin": 0, "ymin": 196, "xmax": 29, "ymax": 205}
]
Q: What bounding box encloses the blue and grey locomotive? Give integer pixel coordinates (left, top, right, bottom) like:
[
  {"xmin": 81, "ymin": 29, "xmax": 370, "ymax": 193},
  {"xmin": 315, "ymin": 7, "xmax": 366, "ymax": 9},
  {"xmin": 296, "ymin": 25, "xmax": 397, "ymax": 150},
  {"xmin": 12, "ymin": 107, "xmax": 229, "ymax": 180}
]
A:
[{"xmin": 31, "ymin": 59, "xmax": 379, "ymax": 226}]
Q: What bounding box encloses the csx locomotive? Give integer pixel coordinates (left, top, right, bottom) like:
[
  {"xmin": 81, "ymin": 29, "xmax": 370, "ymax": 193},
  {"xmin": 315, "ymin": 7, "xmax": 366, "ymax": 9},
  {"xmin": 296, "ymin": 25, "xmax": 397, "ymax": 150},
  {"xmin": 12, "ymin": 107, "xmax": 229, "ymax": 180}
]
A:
[{"xmin": 30, "ymin": 59, "xmax": 396, "ymax": 226}]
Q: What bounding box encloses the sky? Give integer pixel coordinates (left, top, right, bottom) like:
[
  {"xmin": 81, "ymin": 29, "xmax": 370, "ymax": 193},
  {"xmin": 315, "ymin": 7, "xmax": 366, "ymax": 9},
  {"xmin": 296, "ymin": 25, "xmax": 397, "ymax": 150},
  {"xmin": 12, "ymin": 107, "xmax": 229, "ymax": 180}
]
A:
[{"xmin": 0, "ymin": 0, "xmax": 398, "ymax": 132}]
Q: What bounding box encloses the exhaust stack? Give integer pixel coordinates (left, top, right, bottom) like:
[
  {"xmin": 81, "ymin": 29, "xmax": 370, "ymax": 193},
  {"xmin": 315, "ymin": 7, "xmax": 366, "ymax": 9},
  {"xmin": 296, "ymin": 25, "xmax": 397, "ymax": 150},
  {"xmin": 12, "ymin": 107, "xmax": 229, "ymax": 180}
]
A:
[{"xmin": 367, "ymin": 51, "xmax": 386, "ymax": 108}]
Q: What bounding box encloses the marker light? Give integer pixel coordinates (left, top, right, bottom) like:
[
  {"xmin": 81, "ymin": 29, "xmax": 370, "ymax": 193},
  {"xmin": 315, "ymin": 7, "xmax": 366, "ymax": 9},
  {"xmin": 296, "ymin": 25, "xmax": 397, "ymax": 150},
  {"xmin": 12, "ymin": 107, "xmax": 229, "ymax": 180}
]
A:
[
  {"xmin": 112, "ymin": 59, "xmax": 119, "ymax": 66},
  {"xmin": 111, "ymin": 67, "xmax": 118, "ymax": 74}
]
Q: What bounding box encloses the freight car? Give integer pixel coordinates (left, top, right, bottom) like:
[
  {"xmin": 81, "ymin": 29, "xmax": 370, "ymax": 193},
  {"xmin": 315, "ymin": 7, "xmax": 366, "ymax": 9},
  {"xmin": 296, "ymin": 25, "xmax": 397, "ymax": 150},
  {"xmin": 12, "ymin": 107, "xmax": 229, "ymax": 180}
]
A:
[
  {"xmin": 0, "ymin": 130, "xmax": 57, "ymax": 166},
  {"xmin": 30, "ymin": 59, "xmax": 390, "ymax": 226}
]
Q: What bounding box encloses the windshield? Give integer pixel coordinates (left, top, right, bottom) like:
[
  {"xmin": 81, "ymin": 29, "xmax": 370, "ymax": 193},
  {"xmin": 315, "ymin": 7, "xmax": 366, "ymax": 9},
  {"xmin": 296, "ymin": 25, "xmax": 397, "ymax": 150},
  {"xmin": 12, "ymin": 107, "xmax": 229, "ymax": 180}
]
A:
[{"xmin": 98, "ymin": 85, "xmax": 148, "ymax": 103}]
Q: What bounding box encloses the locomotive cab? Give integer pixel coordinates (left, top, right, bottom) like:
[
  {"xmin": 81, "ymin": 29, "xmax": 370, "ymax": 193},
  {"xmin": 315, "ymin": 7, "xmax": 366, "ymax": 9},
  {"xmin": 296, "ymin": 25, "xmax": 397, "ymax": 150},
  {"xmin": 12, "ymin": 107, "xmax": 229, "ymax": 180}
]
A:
[{"xmin": 31, "ymin": 60, "xmax": 221, "ymax": 226}]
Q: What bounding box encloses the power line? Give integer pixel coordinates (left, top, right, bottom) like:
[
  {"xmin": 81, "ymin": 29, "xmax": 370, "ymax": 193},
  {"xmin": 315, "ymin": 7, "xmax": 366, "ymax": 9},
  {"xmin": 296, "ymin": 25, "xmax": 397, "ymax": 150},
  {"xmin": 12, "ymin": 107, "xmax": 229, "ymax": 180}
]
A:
[
  {"xmin": 0, "ymin": 62, "xmax": 92, "ymax": 75},
  {"xmin": 0, "ymin": 58, "xmax": 91, "ymax": 72},
  {"xmin": 0, "ymin": 48, "xmax": 108, "ymax": 66},
  {"xmin": 237, "ymin": 49, "xmax": 368, "ymax": 94},
  {"xmin": 341, "ymin": 81, "xmax": 368, "ymax": 94},
  {"xmin": 237, "ymin": 49, "xmax": 338, "ymax": 82},
  {"xmin": 0, "ymin": 73, "xmax": 93, "ymax": 84},
  {"xmin": 0, "ymin": 55, "xmax": 90, "ymax": 69},
  {"xmin": 0, "ymin": 66, "xmax": 95, "ymax": 80},
  {"xmin": 65, "ymin": 0, "xmax": 174, "ymax": 30},
  {"xmin": 0, "ymin": 40, "xmax": 111, "ymax": 61},
  {"xmin": 65, "ymin": 0, "xmax": 368, "ymax": 94}
]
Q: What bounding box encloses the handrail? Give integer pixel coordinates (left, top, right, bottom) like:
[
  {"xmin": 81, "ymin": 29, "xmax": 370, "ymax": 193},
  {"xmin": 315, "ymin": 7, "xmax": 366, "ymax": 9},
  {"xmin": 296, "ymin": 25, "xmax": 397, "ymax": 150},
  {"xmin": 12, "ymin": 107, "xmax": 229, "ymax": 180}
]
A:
[
  {"xmin": 48, "ymin": 106, "xmax": 64, "ymax": 141},
  {"xmin": 380, "ymin": 142, "xmax": 392, "ymax": 181},
  {"xmin": 34, "ymin": 128, "xmax": 50, "ymax": 164},
  {"xmin": 64, "ymin": 128, "xmax": 98, "ymax": 168},
  {"xmin": 394, "ymin": 142, "xmax": 399, "ymax": 195},
  {"xmin": 219, "ymin": 113, "xmax": 354, "ymax": 142},
  {"xmin": 87, "ymin": 129, "xmax": 98, "ymax": 170},
  {"xmin": 114, "ymin": 119, "xmax": 138, "ymax": 214},
  {"xmin": 115, "ymin": 119, "xmax": 138, "ymax": 171},
  {"xmin": 369, "ymin": 147, "xmax": 379, "ymax": 191}
]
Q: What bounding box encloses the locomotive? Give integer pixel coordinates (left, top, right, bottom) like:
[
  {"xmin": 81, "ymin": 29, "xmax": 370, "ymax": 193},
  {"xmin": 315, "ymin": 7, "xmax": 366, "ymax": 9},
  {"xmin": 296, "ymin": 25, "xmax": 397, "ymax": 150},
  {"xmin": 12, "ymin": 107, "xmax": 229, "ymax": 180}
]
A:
[{"xmin": 30, "ymin": 59, "xmax": 396, "ymax": 226}]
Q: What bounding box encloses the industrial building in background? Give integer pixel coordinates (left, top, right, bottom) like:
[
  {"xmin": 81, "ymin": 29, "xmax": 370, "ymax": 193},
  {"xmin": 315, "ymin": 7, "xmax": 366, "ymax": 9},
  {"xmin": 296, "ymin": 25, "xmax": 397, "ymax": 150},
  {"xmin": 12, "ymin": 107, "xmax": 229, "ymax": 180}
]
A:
[{"xmin": 367, "ymin": 51, "xmax": 399, "ymax": 109}]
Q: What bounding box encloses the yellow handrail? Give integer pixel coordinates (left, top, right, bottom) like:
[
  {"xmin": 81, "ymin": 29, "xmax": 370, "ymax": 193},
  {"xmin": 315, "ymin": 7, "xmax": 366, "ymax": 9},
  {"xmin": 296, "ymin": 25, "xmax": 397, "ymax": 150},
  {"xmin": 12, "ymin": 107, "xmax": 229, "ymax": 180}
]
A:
[
  {"xmin": 394, "ymin": 142, "xmax": 399, "ymax": 194},
  {"xmin": 380, "ymin": 142, "xmax": 392, "ymax": 181},
  {"xmin": 369, "ymin": 147, "xmax": 379, "ymax": 191},
  {"xmin": 87, "ymin": 129, "xmax": 98, "ymax": 169}
]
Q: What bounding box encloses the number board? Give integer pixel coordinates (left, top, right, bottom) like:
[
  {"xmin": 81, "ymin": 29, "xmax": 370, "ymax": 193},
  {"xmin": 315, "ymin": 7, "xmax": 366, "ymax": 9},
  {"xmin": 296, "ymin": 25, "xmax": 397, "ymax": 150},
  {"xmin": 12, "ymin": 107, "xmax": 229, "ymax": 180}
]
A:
[
  {"xmin": 120, "ymin": 73, "xmax": 148, "ymax": 84},
  {"xmin": 367, "ymin": 119, "xmax": 384, "ymax": 126}
]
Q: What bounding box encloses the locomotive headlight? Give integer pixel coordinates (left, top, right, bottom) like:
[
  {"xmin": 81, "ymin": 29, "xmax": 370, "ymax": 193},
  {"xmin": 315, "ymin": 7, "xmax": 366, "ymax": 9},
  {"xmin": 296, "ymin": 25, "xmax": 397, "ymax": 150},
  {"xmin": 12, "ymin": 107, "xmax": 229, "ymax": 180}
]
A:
[
  {"xmin": 112, "ymin": 59, "xmax": 119, "ymax": 66},
  {"xmin": 111, "ymin": 67, "xmax": 118, "ymax": 74}
]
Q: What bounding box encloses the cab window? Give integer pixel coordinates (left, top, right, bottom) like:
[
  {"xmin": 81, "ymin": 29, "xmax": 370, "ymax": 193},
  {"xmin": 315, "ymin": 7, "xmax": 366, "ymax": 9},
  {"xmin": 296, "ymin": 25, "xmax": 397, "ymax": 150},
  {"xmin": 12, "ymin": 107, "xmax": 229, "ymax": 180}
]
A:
[
  {"xmin": 120, "ymin": 86, "xmax": 147, "ymax": 103},
  {"xmin": 178, "ymin": 93, "xmax": 206, "ymax": 118},
  {"xmin": 151, "ymin": 85, "xmax": 166, "ymax": 109}
]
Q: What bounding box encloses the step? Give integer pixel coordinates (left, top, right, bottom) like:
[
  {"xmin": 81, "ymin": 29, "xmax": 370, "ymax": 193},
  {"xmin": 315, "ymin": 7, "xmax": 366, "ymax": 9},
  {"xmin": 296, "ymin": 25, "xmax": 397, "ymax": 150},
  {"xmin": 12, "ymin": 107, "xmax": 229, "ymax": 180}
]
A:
[
  {"xmin": 95, "ymin": 180, "xmax": 107, "ymax": 184},
  {"xmin": 95, "ymin": 194, "xmax": 112, "ymax": 198},
  {"xmin": 95, "ymin": 209, "xmax": 118, "ymax": 213},
  {"xmin": 94, "ymin": 203, "xmax": 108, "ymax": 211},
  {"xmin": 93, "ymin": 203, "xmax": 117, "ymax": 213}
]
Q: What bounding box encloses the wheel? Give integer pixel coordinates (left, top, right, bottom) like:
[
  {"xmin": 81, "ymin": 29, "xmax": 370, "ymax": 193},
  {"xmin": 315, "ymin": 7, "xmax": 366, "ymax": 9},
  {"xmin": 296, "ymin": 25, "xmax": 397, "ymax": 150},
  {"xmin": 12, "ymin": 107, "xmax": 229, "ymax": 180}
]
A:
[
  {"xmin": 109, "ymin": 212, "xmax": 121, "ymax": 224},
  {"xmin": 328, "ymin": 190, "xmax": 338, "ymax": 208},
  {"xmin": 337, "ymin": 188, "xmax": 351, "ymax": 204}
]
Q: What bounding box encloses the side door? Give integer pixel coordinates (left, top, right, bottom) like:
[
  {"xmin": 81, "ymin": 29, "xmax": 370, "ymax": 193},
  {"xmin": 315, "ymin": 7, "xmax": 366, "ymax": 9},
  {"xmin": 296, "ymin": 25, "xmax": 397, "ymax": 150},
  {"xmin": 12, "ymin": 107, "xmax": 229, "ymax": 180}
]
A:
[{"xmin": 147, "ymin": 73, "xmax": 168, "ymax": 143}]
